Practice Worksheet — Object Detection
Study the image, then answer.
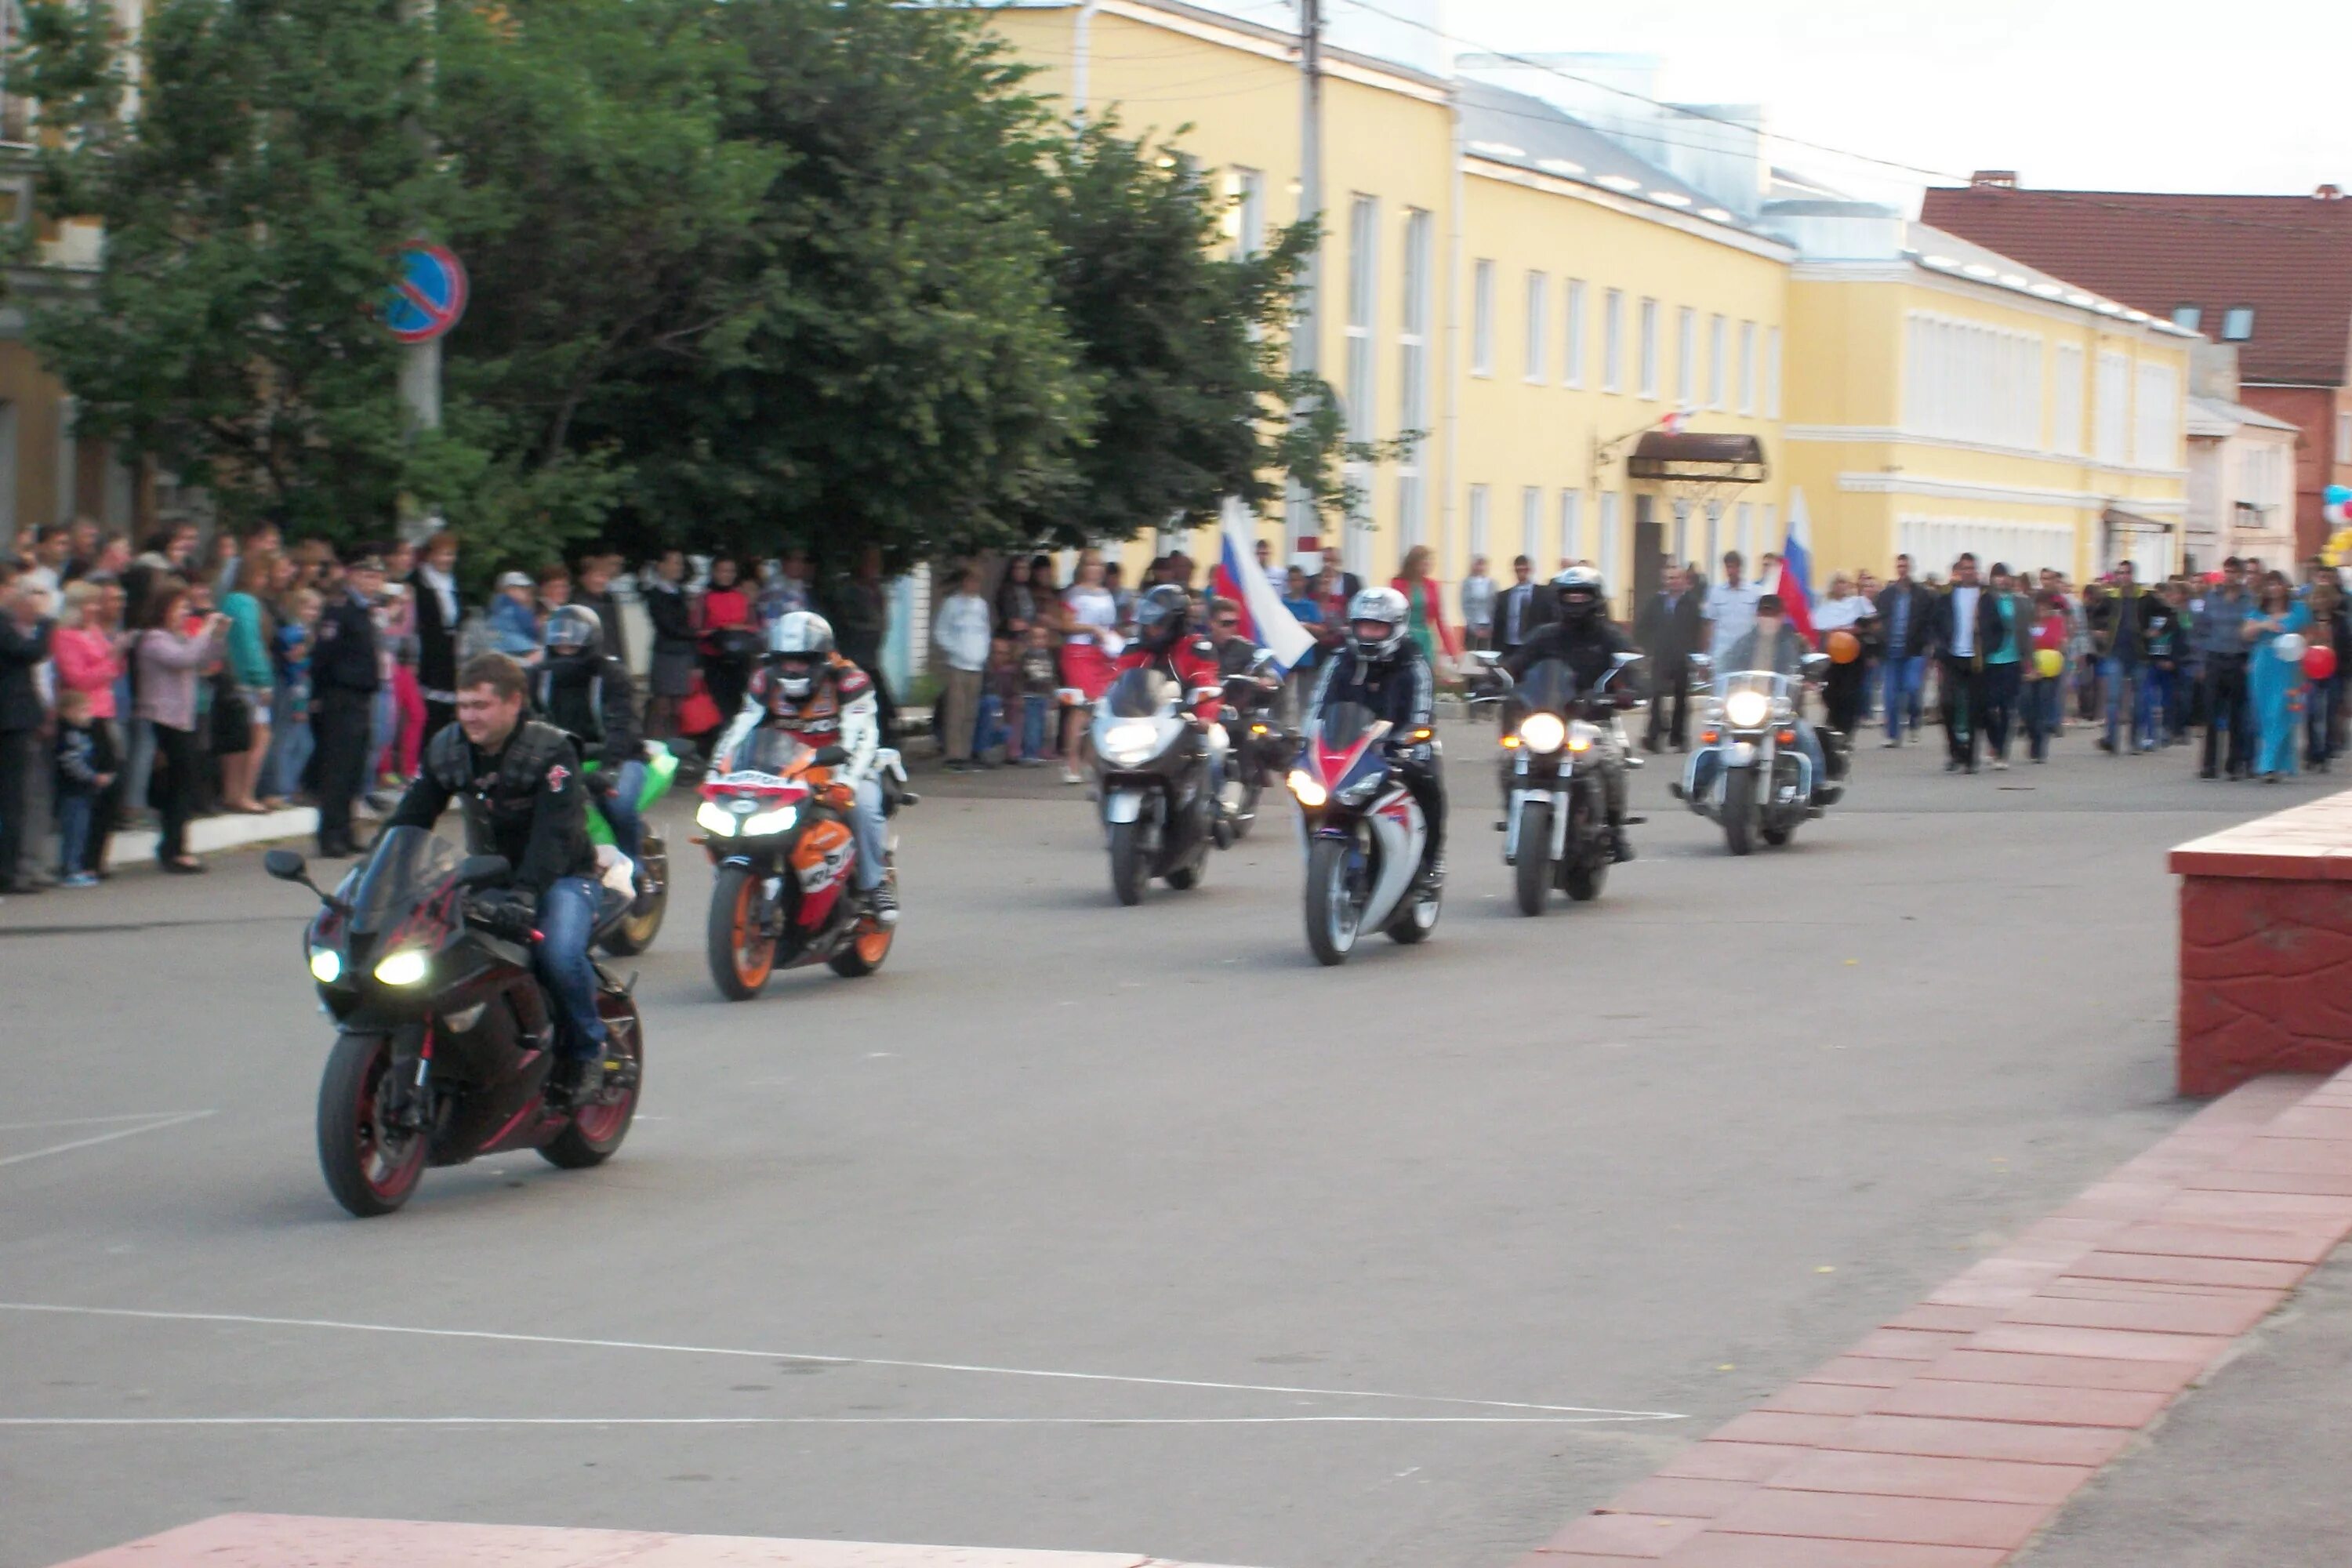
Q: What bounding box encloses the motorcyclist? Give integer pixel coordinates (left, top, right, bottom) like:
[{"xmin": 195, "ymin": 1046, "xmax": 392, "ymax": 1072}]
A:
[
  {"xmin": 1496, "ymin": 567, "xmax": 1639, "ymax": 862},
  {"xmin": 709, "ymin": 611, "xmax": 897, "ymax": 925},
  {"xmin": 382, "ymin": 652, "xmax": 611, "ymax": 1105},
  {"xmin": 1204, "ymin": 593, "xmax": 1283, "ymax": 775},
  {"xmin": 1713, "ymin": 592, "xmax": 1842, "ymax": 805},
  {"xmin": 1116, "ymin": 583, "xmax": 1226, "ymax": 722},
  {"xmin": 1307, "ymin": 586, "xmax": 1446, "ymax": 889},
  {"xmin": 532, "ymin": 605, "xmax": 648, "ymax": 893}
]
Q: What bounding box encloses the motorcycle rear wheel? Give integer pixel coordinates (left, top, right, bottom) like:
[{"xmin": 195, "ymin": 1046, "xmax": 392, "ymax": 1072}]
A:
[
  {"xmin": 600, "ymin": 829, "xmax": 667, "ymax": 956},
  {"xmin": 1305, "ymin": 836, "xmax": 1363, "ymax": 966},
  {"xmin": 1513, "ymin": 800, "xmax": 1552, "ymax": 916},
  {"xmin": 542, "ymin": 998, "xmax": 644, "ymax": 1168},
  {"xmin": 828, "ymin": 869, "xmax": 898, "ymax": 977},
  {"xmin": 707, "ymin": 863, "xmax": 776, "ymax": 1000},
  {"xmin": 316, "ymin": 1031, "xmax": 427, "ymax": 1218}
]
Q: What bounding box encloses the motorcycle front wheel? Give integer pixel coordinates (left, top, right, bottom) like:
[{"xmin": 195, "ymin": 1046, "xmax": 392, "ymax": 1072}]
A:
[
  {"xmin": 707, "ymin": 863, "xmax": 777, "ymax": 1000},
  {"xmin": 1305, "ymin": 835, "xmax": 1365, "ymax": 966},
  {"xmin": 1108, "ymin": 820, "xmax": 1147, "ymax": 906},
  {"xmin": 1722, "ymin": 769, "xmax": 1757, "ymax": 856},
  {"xmin": 316, "ymin": 1031, "xmax": 427, "ymax": 1218},
  {"xmin": 1513, "ymin": 800, "xmax": 1552, "ymax": 916}
]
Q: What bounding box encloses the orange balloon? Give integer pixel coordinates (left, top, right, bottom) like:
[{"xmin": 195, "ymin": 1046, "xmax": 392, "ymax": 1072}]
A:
[{"xmin": 1827, "ymin": 629, "xmax": 1861, "ymax": 664}]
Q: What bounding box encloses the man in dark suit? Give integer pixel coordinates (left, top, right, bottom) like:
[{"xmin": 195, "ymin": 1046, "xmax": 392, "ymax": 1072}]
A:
[
  {"xmin": 409, "ymin": 529, "xmax": 463, "ymax": 752},
  {"xmin": 1635, "ymin": 563, "xmax": 1701, "ymax": 750},
  {"xmin": 1928, "ymin": 552, "xmax": 2002, "ymax": 774},
  {"xmin": 0, "ymin": 562, "xmax": 56, "ymax": 894},
  {"xmin": 1494, "ymin": 555, "xmax": 1550, "ymax": 661},
  {"xmin": 313, "ymin": 550, "xmax": 385, "ymax": 857},
  {"xmin": 1874, "ymin": 553, "xmax": 1937, "ymax": 745}
]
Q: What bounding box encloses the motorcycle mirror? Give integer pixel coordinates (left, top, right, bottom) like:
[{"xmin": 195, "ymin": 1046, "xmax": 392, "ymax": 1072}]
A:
[
  {"xmin": 1612, "ymin": 650, "xmax": 1644, "ymax": 668},
  {"xmin": 456, "ymin": 854, "xmax": 514, "ymax": 890},
  {"xmin": 263, "ymin": 848, "xmax": 307, "ymax": 882},
  {"xmin": 1802, "ymin": 652, "xmax": 1832, "ymax": 678},
  {"xmin": 1471, "ymin": 651, "xmax": 1501, "ymax": 667}
]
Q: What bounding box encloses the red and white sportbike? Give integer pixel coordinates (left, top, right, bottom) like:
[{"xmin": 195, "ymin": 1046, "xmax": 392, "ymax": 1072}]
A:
[{"xmin": 1284, "ymin": 700, "xmax": 1441, "ymax": 966}]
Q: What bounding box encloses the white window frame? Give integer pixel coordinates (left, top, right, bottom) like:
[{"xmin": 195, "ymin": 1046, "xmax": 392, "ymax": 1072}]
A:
[
  {"xmin": 1708, "ymin": 314, "xmax": 1727, "ymax": 412},
  {"xmin": 1231, "ymin": 167, "xmax": 1265, "ymax": 256},
  {"xmin": 1471, "ymin": 259, "xmax": 1495, "ymax": 377},
  {"xmin": 1736, "ymin": 500, "xmax": 1754, "ymax": 561},
  {"xmin": 1563, "ymin": 279, "xmax": 1586, "ymax": 389},
  {"xmin": 2338, "ymin": 411, "xmax": 2351, "ymax": 465},
  {"xmin": 2094, "ymin": 350, "xmax": 2130, "ymax": 466},
  {"xmin": 2221, "ymin": 307, "xmax": 2255, "ymax": 342},
  {"xmin": 1765, "ymin": 327, "xmax": 1781, "ymax": 419},
  {"xmin": 1602, "ymin": 289, "xmax": 1624, "ymax": 394},
  {"xmin": 1396, "ymin": 208, "xmax": 1432, "ymax": 550},
  {"xmin": 1523, "ymin": 270, "xmax": 1548, "ymax": 383},
  {"xmin": 1467, "ymin": 483, "xmax": 1490, "ymax": 558},
  {"xmin": 1559, "ymin": 489, "xmax": 1582, "ymax": 567},
  {"xmin": 1519, "ymin": 485, "xmax": 1541, "ymax": 563},
  {"xmin": 1738, "ymin": 321, "xmax": 1757, "ymax": 416},
  {"xmin": 1675, "ymin": 306, "xmax": 1696, "ymax": 405},
  {"xmin": 2135, "ymin": 361, "xmax": 2178, "ymax": 470},
  {"xmin": 1599, "ymin": 492, "xmax": 1621, "ymax": 588},
  {"xmin": 1639, "ymin": 298, "xmax": 1660, "ymax": 401},
  {"xmin": 2053, "ymin": 343, "xmax": 2085, "ymax": 456},
  {"xmin": 1343, "ymin": 195, "xmax": 1378, "ymax": 446}
]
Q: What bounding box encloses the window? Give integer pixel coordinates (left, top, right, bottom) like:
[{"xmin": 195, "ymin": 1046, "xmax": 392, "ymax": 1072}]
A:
[
  {"xmin": 1703, "ymin": 499, "xmax": 1723, "ymax": 564},
  {"xmin": 2169, "ymin": 304, "xmax": 2201, "ymax": 333},
  {"xmin": 1765, "ymin": 327, "xmax": 1781, "ymax": 418},
  {"xmin": 1675, "ymin": 306, "xmax": 1696, "ymax": 405},
  {"xmin": 1467, "ymin": 483, "xmax": 1490, "ymax": 558},
  {"xmin": 1563, "ymin": 279, "xmax": 1586, "ymax": 388},
  {"xmin": 1231, "ymin": 168, "xmax": 1265, "ymax": 256},
  {"xmin": 1559, "ymin": 489, "xmax": 1582, "ymax": 566},
  {"xmin": 1599, "ymin": 492, "xmax": 1621, "ymax": 586},
  {"xmin": 2338, "ymin": 412, "xmax": 2351, "ymax": 465},
  {"xmin": 1471, "ymin": 260, "xmax": 1495, "ymax": 376},
  {"xmin": 2134, "ymin": 361, "xmax": 2178, "ymax": 469},
  {"xmin": 1900, "ymin": 312, "xmax": 2043, "ymax": 449},
  {"xmin": 1396, "ymin": 208, "xmax": 1432, "ymax": 548},
  {"xmin": 1761, "ymin": 502, "xmax": 1777, "ymax": 562},
  {"xmin": 1736, "ymin": 500, "xmax": 1754, "ymax": 561},
  {"xmin": 2052, "ymin": 343, "xmax": 2085, "ymax": 456},
  {"xmin": 1708, "ymin": 314, "xmax": 1727, "ymax": 411},
  {"xmin": 1602, "ymin": 289, "xmax": 1624, "ymax": 393},
  {"xmin": 1521, "ymin": 486, "xmax": 1542, "ymax": 562},
  {"xmin": 2095, "ymin": 350, "xmax": 2142, "ymax": 466},
  {"xmin": 1639, "ymin": 297, "xmax": 1659, "ymax": 400},
  {"xmin": 1738, "ymin": 321, "xmax": 1757, "ymax": 415},
  {"xmin": 1523, "ymin": 270, "xmax": 1548, "ymax": 382},
  {"xmin": 2221, "ymin": 307, "xmax": 2255, "ymax": 342},
  {"xmin": 1343, "ymin": 196, "xmax": 1378, "ymax": 445}
]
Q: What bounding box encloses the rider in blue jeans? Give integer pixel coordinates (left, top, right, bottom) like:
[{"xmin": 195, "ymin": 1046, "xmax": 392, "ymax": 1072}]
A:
[{"xmin": 1874, "ymin": 554, "xmax": 1935, "ymax": 746}]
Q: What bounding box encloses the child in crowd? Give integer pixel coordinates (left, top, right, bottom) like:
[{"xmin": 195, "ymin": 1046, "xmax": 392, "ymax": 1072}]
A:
[
  {"xmin": 53, "ymin": 687, "xmax": 116, "ymax": 887},
  {"xmin": 976, "ymin": 635, "xmax": 1019, "ymax": 763},
  {"xmin": 267, "ymin": 588, "xmax": 321, "ymax": 802},
  {"xmin": 1016, "ymin": 623, "xmax": 1058, "ymax": 766}
]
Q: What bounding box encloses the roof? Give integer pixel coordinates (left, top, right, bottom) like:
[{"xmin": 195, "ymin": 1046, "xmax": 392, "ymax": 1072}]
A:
[
  {"xmin": 2186, "ymin": 394, "xmax": 2299, "ymax": 440},
  {"xmin": 1905, "ymin": 222, "xmax": 2190, "ymax": 332},
  {"xmin": 1918, "ymin": 184, "xmax": 2352, "ymax": 385},
  {"xmin": 1455, "ymin": 79, "xmax": 1773, "ymax": 243}
]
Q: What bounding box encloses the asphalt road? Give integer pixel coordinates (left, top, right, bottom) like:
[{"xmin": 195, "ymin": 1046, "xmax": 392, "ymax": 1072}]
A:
[{"xmin": 0, "ymin": 724, "xmax": 2329, "ymax": 1568}]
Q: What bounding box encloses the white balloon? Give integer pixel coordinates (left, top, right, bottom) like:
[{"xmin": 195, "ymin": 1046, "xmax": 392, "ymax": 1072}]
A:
[{"xmin": 2276, "ymin": 633, "xmax": 2309, "ymax": 664}]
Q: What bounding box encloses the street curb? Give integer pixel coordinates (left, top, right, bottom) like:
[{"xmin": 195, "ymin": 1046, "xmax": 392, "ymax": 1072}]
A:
[
  {"xmin": 101, "ymin": 805, "xmax": 317, "ymax": 870},
  {"xmin": 1524, "ymin": 1065, "xmax": 2352, "ymax": 1566}
]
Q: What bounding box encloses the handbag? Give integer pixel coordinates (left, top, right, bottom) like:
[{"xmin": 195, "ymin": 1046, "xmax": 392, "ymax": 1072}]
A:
[{"xmin": 209, "ymin": 671, "xmax": 253, "ymax": 756}]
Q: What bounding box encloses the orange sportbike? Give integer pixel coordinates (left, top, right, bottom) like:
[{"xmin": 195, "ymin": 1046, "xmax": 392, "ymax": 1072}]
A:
[{"xmin": 691, "ymin": 731, "xmax": 909, "ymax": 1000}]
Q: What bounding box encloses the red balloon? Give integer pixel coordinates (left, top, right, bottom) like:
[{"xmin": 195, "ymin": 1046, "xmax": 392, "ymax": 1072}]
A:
[{"xmin": 2307, "ymin": 644, "xmax": 2338, "ymax": 682}]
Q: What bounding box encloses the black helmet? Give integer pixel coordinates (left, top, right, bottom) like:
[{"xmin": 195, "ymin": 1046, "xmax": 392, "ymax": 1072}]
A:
[
  {"xmin": 1552, "ymin": 566, "xmax": 1605, "ymax": 627},
  {"xmin": 543, "ymin": 604, "xmax": 603, "ymax": 659},
  {"xmin": 1133, "ymin": 583, "xmax": 1191, "ymax": 650}
]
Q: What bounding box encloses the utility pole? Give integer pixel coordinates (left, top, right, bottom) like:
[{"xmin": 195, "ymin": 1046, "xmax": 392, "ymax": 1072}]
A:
[
  {"xmin": 1287, "ymin": 0, "xmax": 1324, "ymax": 563},
  {"xmin": 397, "ymin": 0, "xmax": 441, "ymax": 543}
]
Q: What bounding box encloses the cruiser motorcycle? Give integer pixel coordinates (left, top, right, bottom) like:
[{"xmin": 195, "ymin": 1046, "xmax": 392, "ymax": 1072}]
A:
[{"xmin": 1473, "ymin": 651, "xmax": 1642, "ymax": 914}]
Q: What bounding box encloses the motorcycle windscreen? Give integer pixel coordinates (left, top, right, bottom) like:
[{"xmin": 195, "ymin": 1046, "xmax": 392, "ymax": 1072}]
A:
[
  {"xmin": 739, "ymin": 728, "xmax": 815, "ymax": 775},
  {"xmin": 1105, "ymin": 667, "xmax": 1175, "ymax": 718},
  {"xmin": 346, "ymin": 826, "xmax": 463, "ymax": 936},
  {"xmin": 1317, "ymin": 700, "xmax": 1381, "ymax": 750},
  {"xmin": 1512, "ymin": 659, "xmax": 1583, "ymax": 714}
]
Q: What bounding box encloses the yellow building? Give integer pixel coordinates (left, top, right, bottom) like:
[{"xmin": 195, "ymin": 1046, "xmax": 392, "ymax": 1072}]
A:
[{"xmin": 1777, "ymin": 202, "xmax": 2197, "ymax": 583}]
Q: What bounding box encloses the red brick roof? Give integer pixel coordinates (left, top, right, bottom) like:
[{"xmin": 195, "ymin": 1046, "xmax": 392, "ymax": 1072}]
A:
[{"xmin": 1918, "ymin": 185, "xmax": 2352, "ymax": 387}]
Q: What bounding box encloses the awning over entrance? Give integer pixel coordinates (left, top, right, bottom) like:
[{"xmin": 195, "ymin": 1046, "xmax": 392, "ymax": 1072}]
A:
[
  {"xmin": 1626, "ymin": 431, "xmax": 1767, "ymax": 484},
  {"xmin": 2102, "ymin": 506, "xmax": 2174, "ymax": 535}
]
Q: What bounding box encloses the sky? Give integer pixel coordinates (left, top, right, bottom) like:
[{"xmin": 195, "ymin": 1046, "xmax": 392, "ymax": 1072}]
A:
[{"xmin": 1330, "ymin": 0, "xmax": 2352, "ymax": 212}]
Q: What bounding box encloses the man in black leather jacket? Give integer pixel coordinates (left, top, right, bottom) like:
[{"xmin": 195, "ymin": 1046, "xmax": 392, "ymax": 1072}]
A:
[
  {"xmin": 1497, "ymin": 567, "xmax": 1640, "ymax": 861},
  {"xmin": 383, "ymin": 652, "xmax": 611, "ymax": 1102}
]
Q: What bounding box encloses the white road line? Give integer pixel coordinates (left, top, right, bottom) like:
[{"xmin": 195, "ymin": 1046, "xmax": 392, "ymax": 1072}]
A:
[
  {"xmin": 0, "ymin": 1304, "xmax": 1683, "ymax": 1421},
  {"xmin": 0, "ymin": 1112, "xmax": 217, "ymax": 1170},
  {"xmin": 0, "ymin": 1112, "xmax": 210, "ymax": 1132},
  {"xmin": 0, "ymin": 1414, "xmax": 1670, "ymax": 1427}
]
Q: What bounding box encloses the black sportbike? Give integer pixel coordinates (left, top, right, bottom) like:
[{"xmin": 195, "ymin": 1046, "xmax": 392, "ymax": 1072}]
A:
[{"xmin": 268, "ymin": 826, "xmax": 645, "ymax": 1217}]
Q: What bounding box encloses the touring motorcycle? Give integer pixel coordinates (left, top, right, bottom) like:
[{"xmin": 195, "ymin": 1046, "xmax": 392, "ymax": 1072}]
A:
[{"xmin": 1092, "ymin": 666, "xmax": 1226, "ymax": 904}]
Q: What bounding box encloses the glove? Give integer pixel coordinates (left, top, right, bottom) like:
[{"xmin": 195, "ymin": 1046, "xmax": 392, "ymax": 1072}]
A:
[
  {"xmin": 469, "ymin": 891, "xmax": 539, "ymax": 943},
  {"xmin": 588, "ymin": 769, "xmax": 619, "ymax": 799}
]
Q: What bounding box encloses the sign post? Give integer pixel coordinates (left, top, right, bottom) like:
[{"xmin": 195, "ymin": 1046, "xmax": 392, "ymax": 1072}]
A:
[{"xmin": 383, "ymin": 240, "xmax": 466, "ymax": 543}]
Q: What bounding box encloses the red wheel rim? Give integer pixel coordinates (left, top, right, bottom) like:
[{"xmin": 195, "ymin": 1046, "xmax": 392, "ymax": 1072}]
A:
[
  {"xmin": 355, "ymin": 1046, "xmax": 425, "ymax": 1199},
  {"xmin": 733, "ymin": 877, "xmax": 774, "ymax": 989}
]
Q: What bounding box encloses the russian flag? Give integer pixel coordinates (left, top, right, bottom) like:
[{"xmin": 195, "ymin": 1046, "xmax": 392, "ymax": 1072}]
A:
[
  {"xmin": 1766, "ymin": 486, "xmax": 1817, "ymax": 645},
  {"xmin": 1210, "ymin": 495, "xmax": 1317, "ymax": 673}
]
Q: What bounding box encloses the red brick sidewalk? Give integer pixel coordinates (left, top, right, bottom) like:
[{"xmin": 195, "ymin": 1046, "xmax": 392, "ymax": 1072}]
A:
[{"xmin": 1523, "ymin": 1067, "xmax": 2352, "ymax": 1566}]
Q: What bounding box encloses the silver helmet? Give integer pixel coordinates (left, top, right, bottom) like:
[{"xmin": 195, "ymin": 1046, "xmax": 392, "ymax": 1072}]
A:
[
  {"xmin": 1346, "ymin": 586, "xmax": 1410, "ymax": 664},
  {"xmin": 763, "ymin": 611, "xmax": 835, "ymax": 700}
]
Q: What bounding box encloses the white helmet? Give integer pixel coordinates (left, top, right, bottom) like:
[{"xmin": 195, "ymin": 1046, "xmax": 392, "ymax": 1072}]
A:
[
  {"xmin": 764, "ymin": 611, "xmax": 835, "ymax": 700},
  {"xmin": 1347, "ymin": 586, "xmax": 1410, "ymax": 664}
]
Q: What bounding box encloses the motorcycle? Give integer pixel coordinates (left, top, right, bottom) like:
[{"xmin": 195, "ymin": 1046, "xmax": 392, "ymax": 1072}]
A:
[
  {"xmin": 1676, "ymin": 652, "xmax": 1839, "ymax": 855},
  {"xmin": 266, "ymin": 828, "xmax": 645, "ymax": 1218},
  {"xmin": 695, "ymin": 731, "xmax": 909, "ymax": 1000},
  {"xmin": 1093, "ymin": 666, "xmax": 1226, "ymax": 905},
  {"xmin": 1217, "ymin": 654, "xmax": 1292, "ymax": 842},
  {"xmin": 1472, "ymin": 650, "xmax": 1642, "ymax": 915},
  {"xmin": 1284, "ymin": 700, "xmax": 1441, "ymax": 966},
  {"xmin": 583, "ymin": 739, "xmax": 678, "ymax": 956}
]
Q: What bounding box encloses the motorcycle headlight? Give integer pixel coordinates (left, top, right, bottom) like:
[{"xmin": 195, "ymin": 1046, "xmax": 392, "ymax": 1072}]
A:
[
  {"xmin": 372, "ymin": 947, "xmax": 430, "ymax": 987},
  {"xmin": 1102, "ymin": 720, "xmax": 1161, "ymax": 764},
  {"xmin": 1566, "ymin": 720, "xmax": 1602, "ymax": 753},
  {"xmin": 1287, "ymin": 768, "xmax": 1327, "ymax": 808},
  {"xmin": 1722, "ymin": 690, "xmax": 1770, "ymax": 729},
  {"xmin": 696, "ymin": 799, "xmax": 739, "ymax": 837},
  {"xmin": 308, "ymin": 947, "xmax": 343, "ymax": 985},
  {"xmin": 742, "ymin": 805, "xmax": 799, "ymax": 837},
  {"xmin": 1518, "ymin": 712, "xmax": 1567, "ymax": 753}
]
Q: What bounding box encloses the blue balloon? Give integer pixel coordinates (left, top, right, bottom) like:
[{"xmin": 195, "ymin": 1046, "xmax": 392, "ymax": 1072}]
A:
[{"xmin": 2328, "ymin": 484, "xmax": 2352, "ymax": 507}]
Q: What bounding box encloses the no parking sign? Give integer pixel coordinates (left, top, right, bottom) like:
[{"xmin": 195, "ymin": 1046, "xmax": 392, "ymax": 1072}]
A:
[{"xmin": 383, "ymin": 241, "xmax": 468, "ymax": 343}]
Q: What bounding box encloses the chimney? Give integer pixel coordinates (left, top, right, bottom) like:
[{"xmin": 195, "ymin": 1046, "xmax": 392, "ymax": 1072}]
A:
[
  {"xmin": 1971, "ymin": 170, "xmax": 2018, "ymax": 190},
  {"xmin": 2318, "ymin": 183, "xmax": 2345, "ymax": 200}
]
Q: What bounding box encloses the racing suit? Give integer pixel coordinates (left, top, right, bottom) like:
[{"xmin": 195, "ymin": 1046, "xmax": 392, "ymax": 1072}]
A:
[
  {"xmin": 1498, "ymin": 618, "xmax": 1640, "ymax": 837},
  {"xmin": 710, "ymin": 653, "xmax": 887, "ymax": 893},
  {"xmin": 1308, "ymin": 641, "xmax": 1444, "ymax": 871},
  {"xmin": 535, "ymin": 652, "xmax": 645, "ymax": 866},
  {"xmin": 384, "ymin": 720, "xmax": 608, "ymax": 1062}
]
